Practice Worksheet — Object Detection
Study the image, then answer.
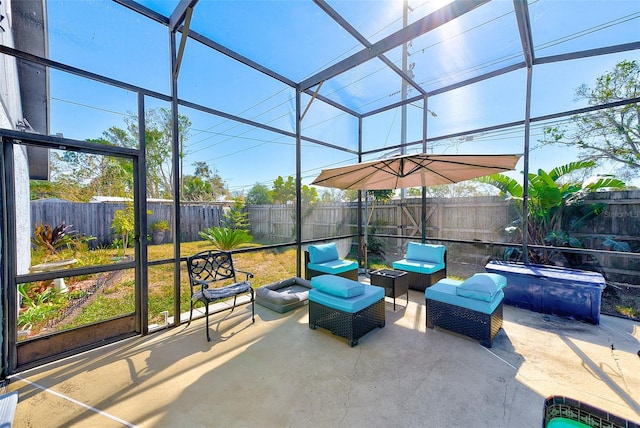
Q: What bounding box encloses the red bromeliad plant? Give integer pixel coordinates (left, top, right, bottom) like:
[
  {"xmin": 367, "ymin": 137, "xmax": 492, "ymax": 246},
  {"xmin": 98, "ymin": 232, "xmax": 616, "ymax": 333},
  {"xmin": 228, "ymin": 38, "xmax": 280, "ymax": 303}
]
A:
[
  {"xmin": 32, "ymin": 222, "xmax": 78, "ymax": 255},
  {"xmin": 31, "ymin": 221, "xmax": 95, "ymax": 263}
]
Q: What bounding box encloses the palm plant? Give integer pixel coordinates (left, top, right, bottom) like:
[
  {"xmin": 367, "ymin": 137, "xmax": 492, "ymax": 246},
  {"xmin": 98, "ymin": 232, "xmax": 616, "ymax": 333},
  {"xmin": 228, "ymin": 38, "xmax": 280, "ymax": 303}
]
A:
[
  {"xmin": 478, "ymin": 160, "xmax": 625, "ymax": 265},
  {"xmin": 198, "ymin": 227, "xmax": 253, "ymax": 250}
]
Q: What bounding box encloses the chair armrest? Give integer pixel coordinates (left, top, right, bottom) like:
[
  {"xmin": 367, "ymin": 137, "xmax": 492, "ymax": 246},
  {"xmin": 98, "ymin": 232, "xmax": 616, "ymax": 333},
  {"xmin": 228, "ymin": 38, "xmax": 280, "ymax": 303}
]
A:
[{"xmin": 236, "ymin": 269, "xmax": 254, "ymax": 282}]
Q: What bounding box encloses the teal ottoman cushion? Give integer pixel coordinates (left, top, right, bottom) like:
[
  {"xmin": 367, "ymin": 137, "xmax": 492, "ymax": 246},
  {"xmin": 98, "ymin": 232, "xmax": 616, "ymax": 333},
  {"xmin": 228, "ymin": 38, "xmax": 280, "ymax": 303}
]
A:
[
  {"xmin": 310, "ymin": 285, "xmax": 385, "ymax": 313},
  {"xmin": 456, "ymin": 273, "xmax": 507, "ymax": 302},
  {"xmin": 425, "ymin": 278, "xmax": 504, "ymax": 314},
  {"xmin": 311, "ymin": 274, "xmax": 364, "ymax": 297}
]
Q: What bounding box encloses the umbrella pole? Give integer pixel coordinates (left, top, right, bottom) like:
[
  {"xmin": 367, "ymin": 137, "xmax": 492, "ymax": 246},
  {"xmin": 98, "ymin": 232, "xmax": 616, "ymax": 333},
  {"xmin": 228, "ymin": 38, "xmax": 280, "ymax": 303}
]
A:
[
  {"xmin": 363, "ymin": 190, "xmax": 369, "ymax": 277},
  {"xmin": 363, "ymin": 243, "xmax": 368, "ymax": 276},
  {"xmin": 421, "ymin": 186, "xmax": 426, "ymax": 244}
]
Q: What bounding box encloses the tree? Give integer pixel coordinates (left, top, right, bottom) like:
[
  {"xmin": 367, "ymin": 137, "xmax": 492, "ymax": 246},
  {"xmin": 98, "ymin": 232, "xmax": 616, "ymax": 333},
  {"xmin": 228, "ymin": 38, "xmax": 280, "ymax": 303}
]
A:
[
  {"xmin": 301, "ymin": 184, "xmax": 318, "ymax": 206},
  {"xmin": 478, "ymin": 160, "xmax": 625, "ymax": 266},
  {"xmin": 181, "ymin": 161, "xmax": 228, "ymax": 201},
  {"xmin": 246, "ymin": 183, "xmax": 272, "ymax": 205},
  {"xmin": 319, "ymin": 188, "xmax": 343, "ymax": 203},
  {"xmin": 29, "ymin": 138, "xmax": 134, "ymax": 201},
  {"xmin": 270, "ymin": 176, "xmax": 318, "ymax": 205},
  {"xmin": 342, "ymin": 189, "xmax": 359, "ymax": 202},
  {"xmin": 407, "ymin": 182, "xmax": 494, "ymax": 198},
  {"xmin": 542, "ymin": 60, "xmax": 640, "ymax": 181},
  {"xmin": 338, "ymin": 189, "xmax": 395, "ymax": 202},
  {"xmin": 182, "ymin": 176, "xmax": 213, "ymax": 201},
  {"xmin": 271, "ymin": 176, "xmax": 296, "ymax": 204},
  {"xmin": 105, "ymin": 107, "xmax": 192, "ymax": 199},
  {"xmin": 222, "ymin": 198, "xmax": 250, "ymax": 230}
]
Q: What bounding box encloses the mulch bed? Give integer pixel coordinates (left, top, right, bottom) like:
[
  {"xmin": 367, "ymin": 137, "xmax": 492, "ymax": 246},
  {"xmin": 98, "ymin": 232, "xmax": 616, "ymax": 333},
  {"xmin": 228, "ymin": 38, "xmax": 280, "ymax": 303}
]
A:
[{"xmin": 601, "ymin": 282, "xmax": 640, "ymax": 321}]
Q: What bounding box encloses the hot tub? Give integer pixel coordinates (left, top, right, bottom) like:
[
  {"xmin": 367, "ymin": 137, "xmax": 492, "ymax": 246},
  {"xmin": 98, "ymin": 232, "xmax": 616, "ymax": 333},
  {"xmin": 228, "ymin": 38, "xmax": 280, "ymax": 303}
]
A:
[{"xmin": 485, "ymin": 261, "xmax": 606, "ymax": 325}]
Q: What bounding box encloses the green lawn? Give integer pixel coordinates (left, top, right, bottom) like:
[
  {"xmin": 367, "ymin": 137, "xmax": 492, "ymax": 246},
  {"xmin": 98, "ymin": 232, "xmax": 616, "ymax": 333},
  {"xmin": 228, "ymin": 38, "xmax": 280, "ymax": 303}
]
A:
[{"xmin": 24, "ymin": 240, "xmax": 391, "ymax": 335}]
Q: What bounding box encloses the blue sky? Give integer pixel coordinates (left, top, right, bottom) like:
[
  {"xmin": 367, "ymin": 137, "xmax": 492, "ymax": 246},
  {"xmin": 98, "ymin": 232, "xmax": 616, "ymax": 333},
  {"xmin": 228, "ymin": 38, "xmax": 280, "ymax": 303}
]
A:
[{"xmin": 44, "ymin": 0, "xmax": 640, "ymax": 193}]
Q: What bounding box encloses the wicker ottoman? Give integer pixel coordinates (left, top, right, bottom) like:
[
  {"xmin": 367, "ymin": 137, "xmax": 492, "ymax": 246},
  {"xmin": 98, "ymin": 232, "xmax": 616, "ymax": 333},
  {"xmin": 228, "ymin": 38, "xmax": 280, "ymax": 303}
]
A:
[
  {"xmin": 309, "ymin": 275, "xmax": 385, "ymax": 347},
  {"xmin": 425, "ymin": 276, "xmax": 505, "ymax": 348}
]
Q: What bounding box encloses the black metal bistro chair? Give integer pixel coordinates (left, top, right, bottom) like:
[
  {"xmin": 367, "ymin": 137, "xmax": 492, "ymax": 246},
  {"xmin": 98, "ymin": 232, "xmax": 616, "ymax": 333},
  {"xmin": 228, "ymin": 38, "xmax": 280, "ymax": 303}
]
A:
[{"xmin": 186, "ymin": 250, "xmax": 255, "ymax": 341}]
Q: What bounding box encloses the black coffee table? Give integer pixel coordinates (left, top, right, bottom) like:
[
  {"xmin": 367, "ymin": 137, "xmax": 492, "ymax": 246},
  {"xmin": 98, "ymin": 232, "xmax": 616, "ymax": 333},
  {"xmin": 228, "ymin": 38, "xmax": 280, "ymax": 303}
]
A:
[{"xmin": 370, "ymin": 269, "xmax": 409, "ymax": 310}]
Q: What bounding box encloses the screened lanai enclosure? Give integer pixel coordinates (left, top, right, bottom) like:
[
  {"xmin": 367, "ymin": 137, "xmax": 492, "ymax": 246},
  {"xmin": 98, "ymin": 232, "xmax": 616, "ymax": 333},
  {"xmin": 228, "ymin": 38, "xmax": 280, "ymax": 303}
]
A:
[{"xmin": 0, "ymin": 0, "xmax": 639, "ymax": 375}]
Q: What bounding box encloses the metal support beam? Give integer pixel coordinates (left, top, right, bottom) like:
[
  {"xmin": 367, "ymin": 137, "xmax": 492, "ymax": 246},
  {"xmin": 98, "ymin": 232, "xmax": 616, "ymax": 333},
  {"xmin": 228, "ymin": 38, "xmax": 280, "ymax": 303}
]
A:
[
  {"xmin": 114, "ymin": 0, "xmax": 170, "ymax": 25},
  {"xmin": 357, "ymin": 117, "xmax": 364, "ymax": 269},
  {"xmin": 421, "ymin": 95, "xmax": 428, "ymax": 244},
  {"xmin": 400, "ymin": 0, "xmax": 409, "ymax": 203},
  {"xmin": 300, "ymin": 0, "xmax": 489, "ymax": 91},
  {"xmin": 173, "ymin": 6, "xmax": 194, "ymax": 78},
  {"xmin": 300, "ymin": 81, "xmax": 324, "ymax": 121},
  {"xmin": 313, "ymin": 0, "xmax": 426, "ymax": 96},
  {"xmin": 535, "ymin": 41, "xmax": 640, "ymax": 66},
  {"xmin": 522, "ymin": 66, "xmax": 533, "ymax": 265},
  {"xmin": 169, "ymin": 0, "xmax": 198, "ymax": 31},
  {"xmin": 295, "ymin": 89, "xmax": 302, "ymax": 278},
  {"xmin": 2, "ymin": 141, "xmax": 18, "ymax": 372},
  {"xmin": 135, "ymin": 91, "xmax": 149, "ymax": 335},
  {"xmin": 513, "ymin": 0, "xmax": 534, "ymax": 68},
  {"xmin": 169, "ymin": 28, "xmax": 183, "ymax": 326},
  {"xmin": 0, "ymin": 45, "xmax": 171, "ymax": 102}
]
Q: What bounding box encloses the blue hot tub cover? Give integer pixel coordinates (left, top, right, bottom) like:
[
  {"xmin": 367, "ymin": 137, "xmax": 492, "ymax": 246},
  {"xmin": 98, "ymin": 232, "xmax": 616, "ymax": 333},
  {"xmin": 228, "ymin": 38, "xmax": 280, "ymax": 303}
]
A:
[{"xmin": 485, "ymin": 261, "xmax": 606, "ymax": 324}]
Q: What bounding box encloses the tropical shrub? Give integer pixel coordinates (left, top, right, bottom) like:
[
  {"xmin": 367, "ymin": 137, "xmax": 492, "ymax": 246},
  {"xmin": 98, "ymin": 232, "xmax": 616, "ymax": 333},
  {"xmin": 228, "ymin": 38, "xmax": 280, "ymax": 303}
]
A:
[
  {"xmin": 478, "ymin": 160, "xmax": 625, "ymax": 266},
  {"xmin": 366, "ymin": 220, "xmax": 388, "ymax": 258},
  {"xmin": 198, "ymin": 227, "xmax": 253, "ymax": 250},
  {"xmin": 150, "ymin": 220, "xmax": 170, "ymax": 232},
  {"xmin": 111, "ymin": 204, "xmax": 135, "ymax": 256},
  {"xmin": 17, "ymin": 282, "xmax": 67, "ymax": 331}
]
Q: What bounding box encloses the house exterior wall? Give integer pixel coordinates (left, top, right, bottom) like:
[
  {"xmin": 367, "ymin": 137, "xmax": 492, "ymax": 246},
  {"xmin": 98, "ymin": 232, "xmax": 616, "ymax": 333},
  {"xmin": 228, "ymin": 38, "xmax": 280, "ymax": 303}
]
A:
[
  {"xmin": 1, "ymin": 0, "xmax": 35, "ymax": 373},
  {"xmin": 1, "ymin": 0, "xmax": 32, "ymax": 271}
]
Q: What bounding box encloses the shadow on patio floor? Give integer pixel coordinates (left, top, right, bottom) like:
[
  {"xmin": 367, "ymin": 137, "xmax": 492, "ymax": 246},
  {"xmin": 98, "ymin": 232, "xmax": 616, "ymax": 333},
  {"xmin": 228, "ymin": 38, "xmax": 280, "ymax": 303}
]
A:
[{"xmin": 7, "ymin": 288, "xmax": 640, "ymax": 427}]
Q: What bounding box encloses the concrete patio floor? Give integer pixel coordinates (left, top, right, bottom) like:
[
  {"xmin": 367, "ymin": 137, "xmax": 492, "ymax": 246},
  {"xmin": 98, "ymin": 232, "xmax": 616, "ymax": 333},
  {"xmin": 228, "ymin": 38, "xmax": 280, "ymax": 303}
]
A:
[{"xmin": 6, "ymin": 286, "xmax": 640, "ymax": 428}]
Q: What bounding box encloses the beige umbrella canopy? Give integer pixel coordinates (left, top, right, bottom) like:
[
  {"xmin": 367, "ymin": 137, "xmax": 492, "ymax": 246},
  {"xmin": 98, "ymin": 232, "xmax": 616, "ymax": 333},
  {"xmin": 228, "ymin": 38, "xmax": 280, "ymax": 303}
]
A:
[
  {"xmin": 311, "ymin": 153, "xmax": 522, "ymax": 190},
  {"xmin": 312, "ymin": 153, "xmax": 522, "ymax": 271}
]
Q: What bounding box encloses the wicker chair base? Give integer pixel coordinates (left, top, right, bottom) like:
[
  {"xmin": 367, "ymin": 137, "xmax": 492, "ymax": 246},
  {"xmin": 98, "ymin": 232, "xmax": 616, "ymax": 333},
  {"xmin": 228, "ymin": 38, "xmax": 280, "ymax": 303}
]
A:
[
  {"xmin": 425, "ymin": 298, "xmax": 503, "ymax": 347},
  {"xmin": 406, "ymin": 269, "xmax": 446, "ymax": 292},
  {"xmin": 309, "ymin": 298, "xmax": 385, "ymax": 347}
]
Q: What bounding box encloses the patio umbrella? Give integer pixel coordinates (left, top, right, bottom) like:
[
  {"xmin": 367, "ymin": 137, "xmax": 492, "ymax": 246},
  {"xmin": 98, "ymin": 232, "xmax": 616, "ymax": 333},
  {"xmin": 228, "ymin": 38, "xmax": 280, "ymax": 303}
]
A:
[
  {"xmin": 311, "ymin": 153, "xmax": 522, "ymax": 190},
  {"xmin": 311, "ymin": 153, "xmax": 522, "ymax": 272}
]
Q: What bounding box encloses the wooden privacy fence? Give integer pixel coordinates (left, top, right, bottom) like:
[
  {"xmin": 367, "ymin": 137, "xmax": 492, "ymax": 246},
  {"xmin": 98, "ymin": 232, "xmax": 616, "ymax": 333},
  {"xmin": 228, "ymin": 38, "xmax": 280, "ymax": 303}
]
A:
[
  {"xmin": 248, "ymin": 196, "xmax": 515, "ymax": 248},
  {"xmin": 30, "ymin": 191, "xmax": 639, "ymax": 283},
  {"xmin": 248, "ymin": 191, "xmax": 640, "ymax": 284},
  {"xmin": 30, "ymin": 200, "xmax": 224, "ymax": 247},
  {"xmin": 249, "ymin": 191, "xmax": 640, "ymax": 247}
]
